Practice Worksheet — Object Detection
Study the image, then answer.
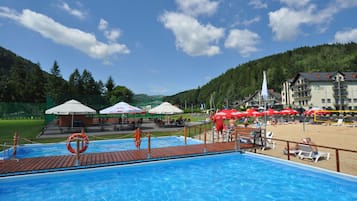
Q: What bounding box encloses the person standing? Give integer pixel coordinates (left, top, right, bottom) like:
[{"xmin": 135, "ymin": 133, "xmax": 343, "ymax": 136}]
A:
[{"xmin": 214, "ymin": 116, "xmax": 224, "ymax": 139}]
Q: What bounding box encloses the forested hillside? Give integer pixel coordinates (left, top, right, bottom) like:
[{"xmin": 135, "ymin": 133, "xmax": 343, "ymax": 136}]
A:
[
  {"xmin": 164, "ymin": 43, "xmax": 357, "ymax": 109},
  {"xmin": 0, "ymin": 46, "xmax": 134, "ymax": 109}
]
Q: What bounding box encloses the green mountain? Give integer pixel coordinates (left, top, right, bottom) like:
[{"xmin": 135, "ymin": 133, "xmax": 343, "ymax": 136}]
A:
[{"xmin": 164, "ymin": 43, "xmax": 357, "ymax": 109}]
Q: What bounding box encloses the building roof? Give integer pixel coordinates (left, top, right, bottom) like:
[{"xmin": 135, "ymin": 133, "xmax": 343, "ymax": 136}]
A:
[{"xmin": 290, "ymin": 71, "xmax": 357, "ymax": 85}]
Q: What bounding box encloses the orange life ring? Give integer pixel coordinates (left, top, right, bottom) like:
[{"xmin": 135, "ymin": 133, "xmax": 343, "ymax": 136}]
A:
[
  {"xmin": 66, "ymin": 132, "xmax": 89, "ymax": 154},
  {"xmin": 134, "ymin": 129, "xmax": 141, "ymax": 148}
]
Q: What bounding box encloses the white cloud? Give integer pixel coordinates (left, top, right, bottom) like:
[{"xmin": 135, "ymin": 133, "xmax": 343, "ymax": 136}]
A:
[
  {"xmin": 98, "ymin": 19, "xmax": 121, "ymax": 42},
  {"xmin": 159, "ymin": 12, "xmax": 224, "ymax": 56},
  {"xmin": 268, "ymin": 7, "xmax": 314, "ymax": 41},
  {"xmin": 0, "ymin": 7, "xmax": 129, "ymax": 59},
  {"xmin": 242, "ymin": 16, "xmax": 260, "ymax": 26},
  {"xmin": 248, "ymin": 0, "xmax": 268, "ymax": 9},
  {"xmin": 58, "ymin": 1, "xmax": 86, "ymax": 20},
  {"xmin": 335, "ymin": 28, "xmax": 357, "ymax": 43},
  {"xmin": 279, "ymin": 0, "xmax": 310, "ymax": 8},
  {"xmin": 175, "ymin": 0, "xmax": 219, "ymax": 17},
  {"xmin": 224, "ymin": 29, "xmax": 260, "ymax": 57},
  {"xmin": 98, "ymin": 18, "xmax": 108, "ymax": 31},
  {"xmin": 104, "ymin": 29, "xmax": 121, "ymax": 42},
  {"xmin": 269, "ymin": 1, "xmax": 357, "ymax": 41},
  {"xmin": 0, "ymin": 7, "xmax": 18, "ymax": 20}
]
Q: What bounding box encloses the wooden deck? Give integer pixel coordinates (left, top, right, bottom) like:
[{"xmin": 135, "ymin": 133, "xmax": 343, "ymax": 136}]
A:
[{"xmin": 0, "ymin": 142, "xmax": 256, "ymax": 176}]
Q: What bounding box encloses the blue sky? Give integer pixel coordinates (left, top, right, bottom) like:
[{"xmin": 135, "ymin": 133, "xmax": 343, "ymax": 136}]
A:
[{"xmin": 1, "ymin": 0, "xmax": 357, "ymax": 96}]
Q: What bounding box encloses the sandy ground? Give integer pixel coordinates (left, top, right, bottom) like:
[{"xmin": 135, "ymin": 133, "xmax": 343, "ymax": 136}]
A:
[{"xmin": 195, "ymin": 123, "xmax": 357, "ymax": 176}]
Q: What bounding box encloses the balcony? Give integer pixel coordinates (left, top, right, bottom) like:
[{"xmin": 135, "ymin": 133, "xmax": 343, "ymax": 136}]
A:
[{"xmin": 293, "ymin": 95, "xmax": 312, "ymax": 101}]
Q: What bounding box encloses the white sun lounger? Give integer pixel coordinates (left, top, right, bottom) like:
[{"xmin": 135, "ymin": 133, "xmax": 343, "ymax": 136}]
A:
[
  {"xmin": 297, "ymin": 144, "xmax": 330, "ymax": 163},
  {"xmin": 332, "ymin": 119, "xmax": 343, "ymax": 126},
  {"xmin": 261, "ymin": 131, "xmax": 276, "ymax": 151}
]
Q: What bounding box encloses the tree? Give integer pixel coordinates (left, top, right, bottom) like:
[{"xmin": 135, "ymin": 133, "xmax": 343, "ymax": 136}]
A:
[
  {"xmin": 0, "ymin": 75, "xmax": 10, "ymax": 101},
  {"xmin": 105, "ymin": 76, "xmax": 115, "ymax": 93},
  {"xmin": 46, "ymin": 61, "xmax": 67, "ymax": 103},
  {"xmin": 68, "ymin": 68, "xmax": 82, "ymax": 97},
  {"xmin": 82, "ymin": 70, "xmax": 97, "ymax": 95},
  {"xmin": 27, "ymin": 63, "xmax": 45, "ymax": 102},
  {"xmin": 108, "ymin": 86, "xmax": 133, "ymax": 104},
  {"xmin": 8, "ymin": 60, "xmax": 27, "ymax": 101}
]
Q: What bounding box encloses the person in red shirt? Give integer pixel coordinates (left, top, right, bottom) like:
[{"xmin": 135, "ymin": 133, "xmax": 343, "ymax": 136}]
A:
[{"xmin": 214, "ymin": 116, "xmax": 224, "ymax": 137}]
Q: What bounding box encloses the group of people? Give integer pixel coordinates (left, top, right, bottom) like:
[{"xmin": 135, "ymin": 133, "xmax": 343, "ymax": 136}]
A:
[{"xmin": 213, "ymin": 118, "xmax": 236, "ymax": 139}]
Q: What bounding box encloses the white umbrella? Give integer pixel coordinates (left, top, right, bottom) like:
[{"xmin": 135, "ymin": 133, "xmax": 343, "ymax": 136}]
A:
[
  {"xmin": 148, "ymin": 102, "xmax": 183, "ymax": 114},
  {"xmin": 45, "ymin": 99, "xmax": 96, "ymax": 127},
  {"xmin": 99, "ymin": 102, "xmax": 144, "ymax": 114}
]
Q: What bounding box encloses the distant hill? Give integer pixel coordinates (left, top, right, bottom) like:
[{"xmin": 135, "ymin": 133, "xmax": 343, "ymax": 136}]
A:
[
  {"xmin": 132, "ymin": 94, "xmax": 163, "ymax": 107},
  {"xmin": 164, "ymin": 43, "xmax": 357, "ymax": 109}
]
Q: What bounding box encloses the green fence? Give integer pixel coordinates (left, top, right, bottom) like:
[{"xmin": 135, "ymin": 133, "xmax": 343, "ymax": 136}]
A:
[{"xmin": 0, "ymin": 102, "xmax": 46, "ymax": 120}]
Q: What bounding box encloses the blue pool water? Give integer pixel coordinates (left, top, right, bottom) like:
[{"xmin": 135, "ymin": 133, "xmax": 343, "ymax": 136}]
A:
[
  {"xmin": 0, "ymin": 136, "xmax": 202, "ymax": 159},
  {"xmin": 0, "ymin": 153, "xmax": 356, "ymax": 201}
]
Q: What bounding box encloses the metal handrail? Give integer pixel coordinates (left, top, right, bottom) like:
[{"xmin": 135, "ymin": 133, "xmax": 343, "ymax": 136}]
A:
[{"xmin": 273, "ymin": 138, "xmax": 357, "ymax": 172}]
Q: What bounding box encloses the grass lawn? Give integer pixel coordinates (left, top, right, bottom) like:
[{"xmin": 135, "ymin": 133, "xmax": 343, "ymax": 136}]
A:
[{"xmin": 0, "ymin": 119, "xmax": 45, "ymax": 145}]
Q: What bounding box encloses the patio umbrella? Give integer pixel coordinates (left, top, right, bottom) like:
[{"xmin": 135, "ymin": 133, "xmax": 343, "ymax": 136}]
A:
[
  {"xmin": 231, "ymin": 111, "xmax": 245, "ymax": 119},
  {"xmin": 279, "ymin": 108, "xmax": 299, "ymax": 115},
  {"xmin": 304, "ymin": 108, "xmax": 330, "ymax": 116},
  {"xmin": 214, "ymin": 109, "xmax": 237, "ymax": 119},
  {"xmin": 99, "ymin": 101, "xmax": 144, "ymax": 114},
  {"xmin": 263, "ymin": 108, "xmax": 280, "ymax": 116},
  {"xmin": 148, "ymin": 102, "xmax": 183, "ymax": 114},
  {"xmin": 99, "ymin": 101, "xmax": 145, "ymax": 128},
  {"xmin": 45, "ymin": 99, "xmax": 96, "ymax": 128},
  {"xmin": 246, "ymin": 108, "xmax": 263, "ymax": 117}
]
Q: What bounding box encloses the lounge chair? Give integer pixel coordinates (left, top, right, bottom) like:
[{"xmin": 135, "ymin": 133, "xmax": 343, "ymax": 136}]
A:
[
  {"xmin": 283, "ymin": 148, "xmax": 300, "ymax": 155},
  {"xmin": 346, "ymin": 121, "xmax": 357, "ymax": 128},
  {"xmin": 261, "ymin": 131, "xmax": 276, "ymax": 150},
  {"xmin": 297, "ymin": 144, "xmax": 330, "ymax": 163},
  {"xmin": 332, "ymin": 119, "xmax": 343, "ymax": 126}
]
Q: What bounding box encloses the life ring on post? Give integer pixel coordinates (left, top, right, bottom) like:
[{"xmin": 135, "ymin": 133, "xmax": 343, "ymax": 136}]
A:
[
  {"xmin": 66, "ymin": 132, "xmax": 89, "ymax": 154},
  {"xmin": 134, "ymin": 128, "xmax": 142, "ymax": 149}
]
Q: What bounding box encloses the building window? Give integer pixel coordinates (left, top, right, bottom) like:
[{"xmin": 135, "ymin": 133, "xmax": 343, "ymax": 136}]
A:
[
  {"xmin": 327, "ymin": 99, "xmax": 331, "ymax": 103},
  {"xmin": 348, "ymin": 98, "xmax": 351, "ymax": 103},
  {"xmin": 321, "ymin": 99, "xmax": 325, "ymax": 103},
  {"xmin": 354, "ymin": 98, "xmax": 357, "ymax": 103}
]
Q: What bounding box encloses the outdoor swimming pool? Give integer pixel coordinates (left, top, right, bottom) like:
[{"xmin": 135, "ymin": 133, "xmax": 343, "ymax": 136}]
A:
[
  {"xmin": 0, "ymin": 136, "xmax": 202, "ymax": 159},
  {"xmin": 0, "ymin": 152, "xmax": 356, "ymax": 200}
]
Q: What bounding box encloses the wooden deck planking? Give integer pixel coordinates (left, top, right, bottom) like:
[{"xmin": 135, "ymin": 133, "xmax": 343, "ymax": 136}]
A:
[{"xmin": 0, "ymin": 142, "xmax": 258, "ymax": 176}]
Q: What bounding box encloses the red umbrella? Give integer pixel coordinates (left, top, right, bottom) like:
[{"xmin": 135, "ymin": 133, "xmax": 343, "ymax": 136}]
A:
[
  {"xmin": 231, "ymin": 111, "xmax": 245, "ymax": 119},
  {"xmin": 280, "ymin": 108, "xmax": 299, "ymax": 115},
  {"xmin": 246, "ymin": 109, "xmax": 263, "ymax": 117},
  {"xmin": 214, "ymin": 109, "xmax": 237, "ymax": 119},
  {"xmin": 263, "ymin": 108, "xmax": 280, "ymax": 116},
  {"xmin": 304, "ymin": 108, "xmax": 330, "ymax": 116}
]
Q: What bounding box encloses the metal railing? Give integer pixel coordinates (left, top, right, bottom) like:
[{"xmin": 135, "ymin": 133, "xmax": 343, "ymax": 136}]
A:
[{"xmin": 274, "ymin": 138, "xmax": 357, "ymax": 173}]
